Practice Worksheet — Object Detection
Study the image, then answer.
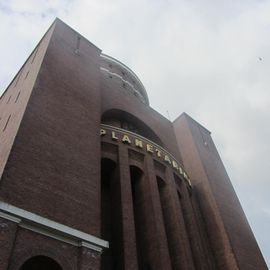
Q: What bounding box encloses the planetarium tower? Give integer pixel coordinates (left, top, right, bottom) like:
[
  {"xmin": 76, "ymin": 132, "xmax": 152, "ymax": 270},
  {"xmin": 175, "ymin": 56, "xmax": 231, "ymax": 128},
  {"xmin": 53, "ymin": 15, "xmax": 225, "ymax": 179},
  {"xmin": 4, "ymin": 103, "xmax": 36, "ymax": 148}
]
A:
[{"xmin": 0, "ymin": 19, "xmax": 267, "ymax": 270}]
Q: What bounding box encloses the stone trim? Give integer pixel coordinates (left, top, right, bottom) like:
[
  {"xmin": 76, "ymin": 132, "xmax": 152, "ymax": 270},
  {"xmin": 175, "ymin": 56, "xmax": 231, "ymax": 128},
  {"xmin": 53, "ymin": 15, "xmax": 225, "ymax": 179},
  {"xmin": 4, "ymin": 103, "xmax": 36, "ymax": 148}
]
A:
[
  {"xmin": 0, "ymin": 210, "xmax": 21, "ymax": 223},
  {"xmin": 0, "ymin": 201, "xmax": 108, "ymax": 253}
]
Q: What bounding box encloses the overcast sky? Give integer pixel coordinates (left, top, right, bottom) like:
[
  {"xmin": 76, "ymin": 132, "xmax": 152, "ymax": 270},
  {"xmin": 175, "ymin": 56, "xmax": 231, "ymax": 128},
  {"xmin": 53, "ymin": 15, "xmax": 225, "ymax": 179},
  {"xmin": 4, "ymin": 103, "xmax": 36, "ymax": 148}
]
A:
[{"xmin": 0, "ymin": 0, "xmax": 269, "ymax": 266}]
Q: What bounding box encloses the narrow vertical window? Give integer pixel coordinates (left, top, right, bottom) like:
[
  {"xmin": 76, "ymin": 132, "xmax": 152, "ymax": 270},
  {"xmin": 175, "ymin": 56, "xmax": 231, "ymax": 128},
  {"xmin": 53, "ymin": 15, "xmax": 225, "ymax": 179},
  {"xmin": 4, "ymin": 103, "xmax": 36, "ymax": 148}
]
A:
[
  {"xmin": 24, "ymin": 71, "xmax": 29, "ymax": 80},
  {"xmin": 6, "ymin": 95, "xmax": 12, "ymax": 104},
  {"xmin": 15, "ymin": 70, "xmax": 22, "ymax": 87},
  {"xmin": 31, "ymin": 47, "xmax": 39, "ymax": 63},
  {"xmin": 15, "ymin": 91, "xmax": 21, "ymax": 103},
  {"xmin": 3, "ymin": 115, "xmax": 11, "ymax": 132},
  {"xmin": 75, "ymin": 36, "xmax": 81, "ymax": 54}
]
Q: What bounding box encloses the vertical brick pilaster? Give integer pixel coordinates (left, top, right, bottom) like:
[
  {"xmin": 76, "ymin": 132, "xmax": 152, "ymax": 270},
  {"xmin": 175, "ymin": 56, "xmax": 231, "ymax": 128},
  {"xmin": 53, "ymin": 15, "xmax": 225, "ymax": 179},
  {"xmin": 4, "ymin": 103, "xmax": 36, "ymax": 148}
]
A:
[
  {"xmin": 118, "ymin": 145, "xmax": 138, "ymax": 270},
  {"xmin": 144, "ymin": 155, "xmax": 172, "ymax": 270},
  {"xmin": 164, "ymin": 169, "xmax": 195, "ymax": 270},
  {"xmin": 77, "ymin": 247, "xmax": 101, "ymax": 270},
  {"xmin": 180, "ymin": 183, "xmax": 216, "ymax": 270}
]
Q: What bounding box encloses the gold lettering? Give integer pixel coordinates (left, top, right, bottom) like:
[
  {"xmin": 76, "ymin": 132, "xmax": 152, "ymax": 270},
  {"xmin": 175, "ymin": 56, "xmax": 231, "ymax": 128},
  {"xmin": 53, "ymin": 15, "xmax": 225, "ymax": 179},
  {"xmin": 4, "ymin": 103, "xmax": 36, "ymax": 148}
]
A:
[
  {"xmin": 146, "ymin": 144, "xmax": 154, "ymax": 153},
  {"xmin": 179, "ymin": 166, "xmax": 184, "ymax": 175},
  {"xmin": 164, "ymin": 155, "xmax": 171, "ymax": 164},
  {"xmin": 100, "ymin": 129, "xmax": 106, "ymax": 136},
  {"xmin": 104, "ymin": 127, "xmax": 192, "ymax": 186},
  {"xmin": 155, "ymin": 148, "xmax": 162, "ymax": 158},
  {"xmin": 122, "ymin": 134, "xmax": 131, "ymax": 144},
  {"xmin": 178, "ymin": 166, "xmax": 191, "ymax": 186},
  {"xmin": 172, "ymin": 160, "xmax": 178, "ymax": 169},
  {"xmin": 112, "ymin": 131, "xmax": 118, "ymax": 141},
  {"xmin": 135, "ymin": 139, "xmax": 143, "ymax": 148},
  {"xmin": 187, "ymin": 178, "xmax": 192, "ymax": 186},
  {"xmin": 183, "ymin": 172, "xmax": 189, "ymax": 181}
]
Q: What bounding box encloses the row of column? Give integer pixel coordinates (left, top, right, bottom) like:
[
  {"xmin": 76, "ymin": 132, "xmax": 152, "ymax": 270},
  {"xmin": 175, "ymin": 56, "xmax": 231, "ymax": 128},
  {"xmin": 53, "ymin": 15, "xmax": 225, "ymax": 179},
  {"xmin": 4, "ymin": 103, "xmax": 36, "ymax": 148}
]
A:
[{"xmin": 101, "ymin": 144, "xmax": 215, "ymax": 270}]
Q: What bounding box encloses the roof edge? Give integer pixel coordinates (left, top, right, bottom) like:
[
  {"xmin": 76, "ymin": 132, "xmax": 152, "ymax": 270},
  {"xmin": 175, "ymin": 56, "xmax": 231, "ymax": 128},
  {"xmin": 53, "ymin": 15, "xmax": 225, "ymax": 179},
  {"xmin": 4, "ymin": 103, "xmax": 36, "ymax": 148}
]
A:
[{"xmin": 173, "ymin": 112, "xmax": 211, "ymax": 134}]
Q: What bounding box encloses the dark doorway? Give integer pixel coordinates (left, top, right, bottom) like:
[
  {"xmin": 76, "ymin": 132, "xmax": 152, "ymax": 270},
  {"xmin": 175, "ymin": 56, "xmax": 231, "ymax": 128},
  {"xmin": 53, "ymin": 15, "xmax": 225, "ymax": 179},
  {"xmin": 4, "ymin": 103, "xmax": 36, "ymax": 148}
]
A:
[
  {"xmin": 101, "ymin": 158, "xmax": 123, "ymax": 270},
  {"xmin": 20, "ymin": 256, "xmax": 62, "ymax": 270},
  {"xmin": 130, "ymin": 165, "xmax": 149, "ymax": 270}
]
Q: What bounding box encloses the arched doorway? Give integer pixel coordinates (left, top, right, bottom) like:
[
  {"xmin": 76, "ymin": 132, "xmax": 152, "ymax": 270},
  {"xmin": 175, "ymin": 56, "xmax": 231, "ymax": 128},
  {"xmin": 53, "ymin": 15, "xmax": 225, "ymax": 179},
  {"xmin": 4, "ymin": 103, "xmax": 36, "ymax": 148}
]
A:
[
  {"xmin": 101, "ymin": 158, "xmax": 123, "ymax": 270},
  {"xmin": 130, "ymin": 165, "xmax": 150, "ymax": 270},
  {"xmin": 20, "ymin": 256, "xmax": 62, "ymax": 270}
]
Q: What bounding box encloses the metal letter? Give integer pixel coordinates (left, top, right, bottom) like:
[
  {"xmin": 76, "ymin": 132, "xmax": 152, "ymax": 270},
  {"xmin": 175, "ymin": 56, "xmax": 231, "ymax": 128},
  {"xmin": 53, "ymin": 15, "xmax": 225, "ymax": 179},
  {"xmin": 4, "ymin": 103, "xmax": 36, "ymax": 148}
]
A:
[
  {"xmin": 122, "ymin": 134, "xmax": 131, "ymax": 144},
  {"xmin": 172, "ymin": 160, "xmax": 179, "ymax": 170},
  {"xmin": 100, "ymin": 129, "xmax": 106, "ymax": 136},
  {"xmin": 164, "ymin": 155, "xmax": 171, "ymax": 164},
  {"xmin": 112, "ymin": 131, "xmax": 119, "ymax": 141},
  {"xmin": 155, "ymin": 148, "xmax": 162, "ymax": 158},
  {"xmin": 146, "ymin": 144, "xmax": 154, "ymax": 153},
  {"xmin": 135, "ymin": 139, "xmax": 143, "ymax": 148}
]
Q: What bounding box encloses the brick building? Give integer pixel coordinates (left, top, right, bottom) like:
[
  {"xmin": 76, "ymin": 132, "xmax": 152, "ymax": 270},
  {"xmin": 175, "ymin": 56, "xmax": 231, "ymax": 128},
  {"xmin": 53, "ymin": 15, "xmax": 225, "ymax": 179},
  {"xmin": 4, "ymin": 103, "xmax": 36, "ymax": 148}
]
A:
[{"xmin": 0, "ymin": 19, "xmax": 267, "ymax": 270}]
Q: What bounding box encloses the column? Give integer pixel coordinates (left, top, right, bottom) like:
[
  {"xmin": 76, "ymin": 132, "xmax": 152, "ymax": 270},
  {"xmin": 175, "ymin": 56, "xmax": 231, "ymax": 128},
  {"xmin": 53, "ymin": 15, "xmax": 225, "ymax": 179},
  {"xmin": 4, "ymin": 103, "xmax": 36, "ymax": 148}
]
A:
[
  {"xmin": 179, "ymin": 180, "xmax": 216, "ymax": 269},
  {"xmin": 78, "ymin": 247, "xmax": 101, "ymax": 270},
  {"xmin": 141, "ymin": 155, "xmax": 172, "ymax": 270},
  {"xmin": 163, "ymin": 169, "xmax": 196, "ymax": 270},
  {"xmin": 118, "ymin": 145, "xmax": 138, "ymax": 270}
]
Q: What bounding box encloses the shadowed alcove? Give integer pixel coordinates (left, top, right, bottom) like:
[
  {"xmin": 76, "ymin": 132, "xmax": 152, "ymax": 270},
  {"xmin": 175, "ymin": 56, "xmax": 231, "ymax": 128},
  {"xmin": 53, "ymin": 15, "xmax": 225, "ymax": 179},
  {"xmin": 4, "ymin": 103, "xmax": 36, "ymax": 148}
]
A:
[
  {"xmin": 101, "ymin": 158, "xmax": 123, "ymax": 270},
  {"xmin": 102, "ymin": 109, "xmax": 163, "ymax": 147},
  {"xmin": 19, "ymin": 256, "xmax": 62, "ymax": 270}
]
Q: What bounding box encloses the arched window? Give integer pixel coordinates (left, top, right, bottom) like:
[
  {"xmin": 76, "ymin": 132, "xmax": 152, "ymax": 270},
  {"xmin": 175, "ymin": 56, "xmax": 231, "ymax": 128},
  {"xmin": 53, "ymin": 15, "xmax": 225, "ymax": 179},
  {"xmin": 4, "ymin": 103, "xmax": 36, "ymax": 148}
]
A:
[
  {"xmin": 20, "ymin": 256, "xmax": 62, "ymax": 270},
  {"xmin": 102, "ymin": 109, "xmax": 163, "ymax": 146},
  {"xmin": 101, "ymin": 158, "xmax": 123, "ymax": 270},
  {"xmin": 130, "ymin": 166, "xmax": 152, "ymax": 270}
]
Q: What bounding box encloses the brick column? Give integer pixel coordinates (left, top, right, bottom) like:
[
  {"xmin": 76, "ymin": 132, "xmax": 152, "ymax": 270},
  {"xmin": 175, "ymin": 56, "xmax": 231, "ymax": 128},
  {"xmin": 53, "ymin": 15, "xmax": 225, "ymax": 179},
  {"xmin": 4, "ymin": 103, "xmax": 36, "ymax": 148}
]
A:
[
  {"xmin": 118, "ymin": 145, "xmax": 138, "ymax": 270},
  {"xmin": 164, "ymin": 169, "xmax": 196, "ymax": 270},
  {"xmin": 180, "ymin": 182, "xmax": 216, "ymax": 269},
  {"xmin": 77, "ymin": 247, "xmax": 101, "ymax": 270},
  {"xmin": 143, "ymin": 155, "xmax": 172, "ymax": 270}
]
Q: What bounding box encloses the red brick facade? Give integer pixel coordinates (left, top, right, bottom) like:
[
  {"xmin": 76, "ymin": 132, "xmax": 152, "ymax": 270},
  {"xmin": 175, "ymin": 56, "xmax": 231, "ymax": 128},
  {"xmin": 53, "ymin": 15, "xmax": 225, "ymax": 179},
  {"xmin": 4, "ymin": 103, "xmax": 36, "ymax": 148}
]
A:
[{"xmin": 0, "ymin": 19, "xmax": 267, "ymax": 270}]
